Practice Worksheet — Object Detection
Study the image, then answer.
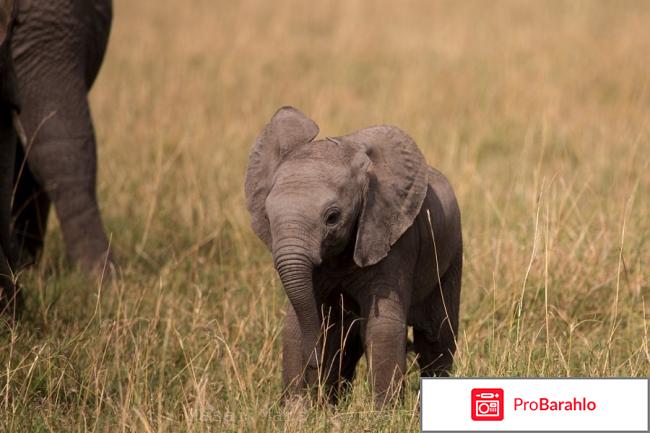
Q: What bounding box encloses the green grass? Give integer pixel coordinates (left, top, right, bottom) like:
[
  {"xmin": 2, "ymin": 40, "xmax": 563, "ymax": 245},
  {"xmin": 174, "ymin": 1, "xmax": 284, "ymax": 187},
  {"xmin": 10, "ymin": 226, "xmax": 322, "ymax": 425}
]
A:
[{"xmin": 2, "ymin": 0, "xmax": 649, "ymax": 431}]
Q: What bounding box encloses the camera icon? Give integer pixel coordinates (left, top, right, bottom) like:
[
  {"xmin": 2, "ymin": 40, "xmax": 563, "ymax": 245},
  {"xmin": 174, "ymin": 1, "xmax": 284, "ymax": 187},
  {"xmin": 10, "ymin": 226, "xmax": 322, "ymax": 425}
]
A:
[{"xmin": 471, "ymin": 388, "xmax": 504, "ymax": 421}]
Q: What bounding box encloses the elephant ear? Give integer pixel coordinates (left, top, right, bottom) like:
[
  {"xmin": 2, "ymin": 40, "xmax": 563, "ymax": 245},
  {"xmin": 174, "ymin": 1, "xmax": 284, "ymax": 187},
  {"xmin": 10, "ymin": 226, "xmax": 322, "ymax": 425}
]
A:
[
  {"xmin": 244, "ymin": 106, "xmax": 319, "ymax": 248},
  {"xmin": 340, "ymin": 126, "xmax": 428, "ymax": 267}
]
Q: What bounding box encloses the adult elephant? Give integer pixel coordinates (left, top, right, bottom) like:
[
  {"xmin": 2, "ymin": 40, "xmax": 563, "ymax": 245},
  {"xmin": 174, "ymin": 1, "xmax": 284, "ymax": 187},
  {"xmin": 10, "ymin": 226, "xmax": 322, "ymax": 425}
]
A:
[{"xmin": 10, "ymin": 0, "xmax": 114, "ymax": 274}]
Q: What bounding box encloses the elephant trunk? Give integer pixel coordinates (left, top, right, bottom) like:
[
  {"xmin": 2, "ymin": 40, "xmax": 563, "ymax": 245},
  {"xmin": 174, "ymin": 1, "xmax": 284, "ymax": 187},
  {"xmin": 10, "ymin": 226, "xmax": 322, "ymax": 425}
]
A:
[{"xmin": 273, "ymin": 232, "xmax": 322, "ymax": 377}]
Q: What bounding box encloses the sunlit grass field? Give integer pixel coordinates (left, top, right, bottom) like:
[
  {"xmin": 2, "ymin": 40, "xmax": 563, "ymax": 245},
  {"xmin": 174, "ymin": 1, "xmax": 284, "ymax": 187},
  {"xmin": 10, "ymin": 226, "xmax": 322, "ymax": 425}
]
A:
[{"xmin": 2, "ymin": 0, "xmax": 649, "ymax": 431}]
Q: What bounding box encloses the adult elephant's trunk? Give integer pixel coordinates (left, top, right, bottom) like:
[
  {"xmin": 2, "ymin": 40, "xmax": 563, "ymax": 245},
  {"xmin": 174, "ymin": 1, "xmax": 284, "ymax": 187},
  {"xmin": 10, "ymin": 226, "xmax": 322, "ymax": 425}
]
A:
[{"xmin": 273, "ymin": 231, "xmax": 322, "ymax": 382}]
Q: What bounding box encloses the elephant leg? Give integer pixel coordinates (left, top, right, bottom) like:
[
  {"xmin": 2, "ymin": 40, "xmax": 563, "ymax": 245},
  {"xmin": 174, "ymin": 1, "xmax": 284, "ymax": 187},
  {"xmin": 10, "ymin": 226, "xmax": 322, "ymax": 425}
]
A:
[
  {"xmin": 414, "ymin": 249, "xmax": 461, "ymax": 377},
  {"xmin": 363, "ymin": 295, "xmax": 408, "ymax": 407},
  {"xmin": 321, "ymin": 303, "xmax": 363, "ymax": 403},
  {"xmin": 284, "ymin": 301, "xmax": 363, "ymax": 404},
  {"xmin": 11, "ymin": 142, "xmax": 51, "ymax": 268},
  {"xmin": 17, "ymin": 81, "xmax": 113, "ymax": 274},
  {"xmin": 413, "ymin": 328, "xmax": 454, "ymax": 377}
]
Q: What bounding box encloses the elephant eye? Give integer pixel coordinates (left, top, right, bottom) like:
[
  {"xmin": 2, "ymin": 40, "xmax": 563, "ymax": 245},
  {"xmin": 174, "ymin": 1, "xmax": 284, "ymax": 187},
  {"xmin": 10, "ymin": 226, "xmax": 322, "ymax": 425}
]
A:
[{"xmin": 325, "ymin": 209, "xmax": 341, "ymax": 226}]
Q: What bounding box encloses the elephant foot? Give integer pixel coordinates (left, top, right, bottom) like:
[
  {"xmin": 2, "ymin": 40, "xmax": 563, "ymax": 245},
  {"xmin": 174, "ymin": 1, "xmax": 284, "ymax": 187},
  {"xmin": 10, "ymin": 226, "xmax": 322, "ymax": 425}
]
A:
[
  {"xmin": 79, "ymin": 250, "xmax": 119, "ymax": 284},
  {"xmin": 63, "ymin": 224, "xmax": 117, "ymax": 280},
  {"xmin": 10, "ymin": 231, "xmax": 119, "ymax": 284}
]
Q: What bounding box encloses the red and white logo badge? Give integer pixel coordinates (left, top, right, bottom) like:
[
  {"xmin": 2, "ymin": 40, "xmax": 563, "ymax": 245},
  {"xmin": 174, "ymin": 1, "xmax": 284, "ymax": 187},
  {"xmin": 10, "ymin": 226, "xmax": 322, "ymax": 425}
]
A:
[{"xmin": 471, "ymin": 388, "xmax": 504, "ymax": 421}]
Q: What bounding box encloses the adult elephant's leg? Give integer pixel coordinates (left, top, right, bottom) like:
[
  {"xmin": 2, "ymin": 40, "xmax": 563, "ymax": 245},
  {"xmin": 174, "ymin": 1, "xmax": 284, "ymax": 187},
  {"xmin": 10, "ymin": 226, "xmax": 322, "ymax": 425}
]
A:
[
  {"xmin": 16, "ymin": 77, "xmax": 112, "ymax": 273},
  {"xmin": 363, "ymin": 293, "xmax": 408, "ymax": 407},
  {"xmin": 11, "ymin": 142, "xmax": 51, "ymax": 267}
]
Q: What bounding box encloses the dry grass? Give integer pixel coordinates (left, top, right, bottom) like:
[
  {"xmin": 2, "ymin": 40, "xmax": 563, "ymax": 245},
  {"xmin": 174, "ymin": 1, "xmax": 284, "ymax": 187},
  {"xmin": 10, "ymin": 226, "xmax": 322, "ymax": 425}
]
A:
[{"xmin": 2, "ymin": 0, "xmax": 649, "ymax": 431}]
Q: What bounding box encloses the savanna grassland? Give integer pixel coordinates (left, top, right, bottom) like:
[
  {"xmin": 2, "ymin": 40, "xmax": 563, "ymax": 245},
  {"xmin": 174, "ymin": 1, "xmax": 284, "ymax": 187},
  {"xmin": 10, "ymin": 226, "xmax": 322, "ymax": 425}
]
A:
[{"xmin": 2, "ymin": 0, "xmax": 649, "ymax": 431}]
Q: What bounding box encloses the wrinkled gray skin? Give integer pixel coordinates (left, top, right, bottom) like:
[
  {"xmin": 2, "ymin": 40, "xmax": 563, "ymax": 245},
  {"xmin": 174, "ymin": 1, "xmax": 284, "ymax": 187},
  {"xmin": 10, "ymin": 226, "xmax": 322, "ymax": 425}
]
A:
[
  {"xmin": 245, "ymin": 107, "xmax": 462, "ymax": 406},
  {"xmin": 0, "ymin": 0, "xmax": 21, "ymax": 315},
  {"xmin": 9, "ymin": 0, "xmax": 113, "ymax": 273}
]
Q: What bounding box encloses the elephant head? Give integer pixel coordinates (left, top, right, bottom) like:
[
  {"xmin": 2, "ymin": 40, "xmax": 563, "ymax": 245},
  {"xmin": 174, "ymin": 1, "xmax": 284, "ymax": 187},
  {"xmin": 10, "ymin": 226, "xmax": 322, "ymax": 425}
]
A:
[{"xmin": 244, "ymin": 107, "xmax": 428, "ymax": 378}]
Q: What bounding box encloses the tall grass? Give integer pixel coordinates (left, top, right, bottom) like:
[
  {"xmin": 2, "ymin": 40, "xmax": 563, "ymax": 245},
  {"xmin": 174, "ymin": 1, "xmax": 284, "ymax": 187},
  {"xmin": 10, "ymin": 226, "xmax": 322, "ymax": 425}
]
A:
[{"xmin": 1, "ymin": 0, "xmax": 648, "ymax": 431}]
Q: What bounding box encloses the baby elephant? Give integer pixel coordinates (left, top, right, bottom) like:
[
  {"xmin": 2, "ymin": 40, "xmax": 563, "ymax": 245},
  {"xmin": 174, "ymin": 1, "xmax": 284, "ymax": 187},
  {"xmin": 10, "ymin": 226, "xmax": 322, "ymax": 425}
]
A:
[{"xmin": 245, "ymin": 107, "xmax": 462, "ymax": 406}]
